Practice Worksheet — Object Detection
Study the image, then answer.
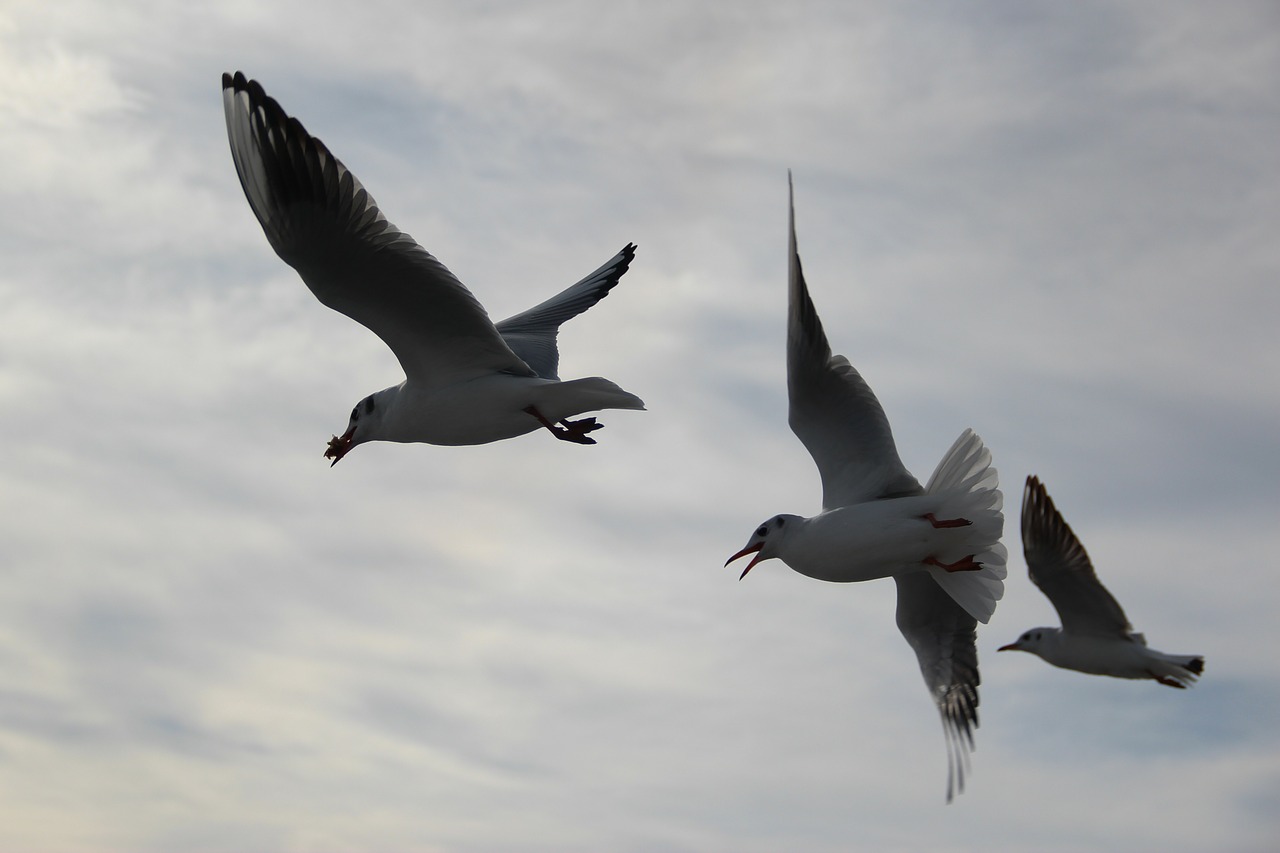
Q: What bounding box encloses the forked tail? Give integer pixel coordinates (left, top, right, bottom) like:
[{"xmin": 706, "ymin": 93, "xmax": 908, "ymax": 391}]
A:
[{"xmin": 922, "ymin": 429, "xmax": 1006, "ymax": 624}]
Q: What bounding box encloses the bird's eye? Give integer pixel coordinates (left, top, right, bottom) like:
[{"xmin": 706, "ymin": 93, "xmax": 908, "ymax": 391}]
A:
[
  {"xmin": 756, "ymin": 526, "xmax": 768, "ymax": 537},
  {"xmin": 351, "ymin": 407, "xmax": 360, "ymax": 421}
]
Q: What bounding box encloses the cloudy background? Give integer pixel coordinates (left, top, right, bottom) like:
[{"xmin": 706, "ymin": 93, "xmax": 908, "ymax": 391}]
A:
[{"xmin": 3, "ymin": 1, "xmax": 1278, "ymax": 850}]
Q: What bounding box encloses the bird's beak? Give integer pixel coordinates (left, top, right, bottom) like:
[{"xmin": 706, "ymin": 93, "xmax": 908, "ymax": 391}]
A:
[
  {"xmin": 725, "ymin": 543, "xmax": 765, "ymax": 580},
  {"xmin": 324, "ymin": 426, "xmax": 356, "ymax": 466},
  {"xmin": 997, "ymin": 643, "xmax": 1019, "ymax": 652}
]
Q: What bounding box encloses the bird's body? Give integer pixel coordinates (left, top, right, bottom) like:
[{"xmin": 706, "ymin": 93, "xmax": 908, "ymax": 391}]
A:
[
  {"xmin": 360, "ymin": 374, "xmax": 642, "ymax": 447},
  {"xmin": 778, "ymin": 498, "xmax": 960, "ymax": 583},
  {"xmin": 755, "ymin": 485, "xmax": 1003, "ymax": 592},
  {"xmin": 1004, "ymin": 627, "xmax": 1203, "ymax": 686},
  {"xmin": 221, "ymin": 71, "xmax": 643, "ymax": 462},
  {"xmin": 725, "ymin": 175, "xmax": 1006, "ymax": 801},
  {"xmin": 1000, "ymin": 477, "xmax": 1204, "ymax": 689}
]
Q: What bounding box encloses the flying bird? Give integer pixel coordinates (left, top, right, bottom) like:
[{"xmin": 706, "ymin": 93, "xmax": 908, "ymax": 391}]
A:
[
  {"xmin": 726, "ymin": 175, "xmax": 1006, "ymax": 802},
  {"xmin": 999, "ymin": 476, "xmax": 1205, "ymax": 687},
  {"xmin": 221, "ymin": 72, "xmax": 644, "ymax": 464}
]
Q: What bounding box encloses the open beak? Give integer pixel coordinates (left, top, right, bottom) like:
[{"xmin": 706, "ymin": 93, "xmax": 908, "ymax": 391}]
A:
[
  {"xmin": 324, "ymin": 426, "xmax": 356, "ymax": 467},
  {"xmin": 725, "ymin": 543, "xmax": 765, "ymax": 580},
  {"xmin": 996, "ymin": 643, "xmax": 1019, "ymax": 652}
]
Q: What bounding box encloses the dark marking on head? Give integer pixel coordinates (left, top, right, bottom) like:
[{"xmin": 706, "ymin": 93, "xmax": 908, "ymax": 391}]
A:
[{"xmin": 364, "ymin": 396, "xmax": 375, "ymax": 415}]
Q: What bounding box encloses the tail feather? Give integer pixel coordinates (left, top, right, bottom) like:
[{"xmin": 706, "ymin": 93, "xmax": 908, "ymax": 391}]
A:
[
  {"xmin": 922, "ymin": 429, "xmax": 1006, "ymax": 624},
  {"xmin": 542, "ymin": 376, "xmax": 645, "ymax": 419},
  {"xmin": 1153, "ymin": 652, "xmax": 1205, "ymax": 687}
]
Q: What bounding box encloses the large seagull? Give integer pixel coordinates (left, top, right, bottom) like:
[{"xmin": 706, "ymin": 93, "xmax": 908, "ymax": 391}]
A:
[
  {"xmin": 726, "ymin": 176, "xmax": 1006, "ymax": 802},
  {"xmin": 222, "ymin": 72, "xmax": 644, "ymax": 464}
]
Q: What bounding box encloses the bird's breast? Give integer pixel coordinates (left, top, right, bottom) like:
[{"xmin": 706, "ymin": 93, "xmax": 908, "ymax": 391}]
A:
[
  {"xmin": 781, "ymin": 499, "xmax": 947, "ymax": 583},
  {"xmin": 382, "ymin": 375, "xmax": 548, "ymax": 446}
]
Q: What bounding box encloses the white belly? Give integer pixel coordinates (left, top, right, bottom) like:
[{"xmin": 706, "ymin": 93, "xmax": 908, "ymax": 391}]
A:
[
  {"xmin": 384, "ymin": 375, "xmax": 548, "ymax": 446},
  {"xmin": 782, "ymin": 497, "xmax": 976, "ymax": 583},
  {"xmin": 1045, "ymin": 636, "xmax": 1159, "ymax": 679}
]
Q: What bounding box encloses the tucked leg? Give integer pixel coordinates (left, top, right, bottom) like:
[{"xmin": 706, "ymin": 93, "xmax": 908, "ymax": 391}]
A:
[
  {"xmin": 1153, "ymin": 674, "xmax": 1187, "ymax": 689},
  {"xmin": 922, "ymin": 512, "xmax": 972, "ymax": 529},
  {"xmin": 524, "ymin": 406, "xmax": 603, "ymax": 445},
  {"xmin": 924, "ymin": 555, "xmax": 983, "ymax": 572}
]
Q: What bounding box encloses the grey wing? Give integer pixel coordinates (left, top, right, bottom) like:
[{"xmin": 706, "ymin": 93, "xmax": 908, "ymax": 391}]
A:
[
  {"xmin": 495, "ymin": 243, "xmax": 636, "ymax": 379},
  {"xmin": 893, "ymin": 572, "xmax": 980, "ymax": 804},
  {"xmin": 222, "ymin": 72, "xmax": 533, "ymax": 388},
  {"xmin": 1022, "ymin": 476, "xmax": 1133, "ymax": 638},
  {"xmin": 786, "ymin": 175, "xmax": 921, "ymax": 509}
]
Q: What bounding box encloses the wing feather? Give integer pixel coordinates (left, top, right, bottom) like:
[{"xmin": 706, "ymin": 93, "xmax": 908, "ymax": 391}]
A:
[
  {"xmin": 1021, "ymin": 476, "xmax": 1132, "ymax": 638},
  {"xmin": 496, "ymin": 243, "xmax": 636, "ymax": 379},
  {"xmin": 893, "ymin": 572, "xmax": 980, "ymax": 803},
  {"xmin": 222, "ymin": 72, "xmax": 534, "ymax": 387},
  {"xmin": 785, "ymin": 175, "xmax": 921, "ymax": 508}
]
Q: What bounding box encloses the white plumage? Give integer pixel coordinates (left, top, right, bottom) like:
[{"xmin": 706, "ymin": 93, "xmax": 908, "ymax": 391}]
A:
[
  {"xmin": 1000, "ymin": 476, "xmax": 1205, "ymax": 688},
  {"xmin": 726, "ymin": 175, "xmax": 1006, "ymax": 802},
  {"xmin": 222, "ymin": 72, "xmax": 644, "ymax": 463}
]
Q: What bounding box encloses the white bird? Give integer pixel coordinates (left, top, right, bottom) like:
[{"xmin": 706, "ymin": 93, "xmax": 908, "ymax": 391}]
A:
[
  {"xmin": 726, "ymin": 175, "xmax": 1006, "ymax": 802},
  {"xmin": 221, "ymin": 72, "xmax": 644, "ymax": 464},
  {"xmin": 999, "ymin": 476, "xmax": 1205, "ymax": 688}
]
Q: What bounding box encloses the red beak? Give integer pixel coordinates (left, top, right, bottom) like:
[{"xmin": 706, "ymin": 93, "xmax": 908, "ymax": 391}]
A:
[
  {"xmin": 324, "ymin": 426, "xmax": 356, "ymax": 466},
  {"xmin": 997, "ymin": 643, "xmax": 1018, "ymax": 652},
  {"xmin": 725, "ymin": 543, "xmax": 765, "ymax": 580}
]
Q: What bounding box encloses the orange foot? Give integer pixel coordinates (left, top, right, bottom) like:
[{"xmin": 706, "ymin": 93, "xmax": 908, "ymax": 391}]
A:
[
  {"xmin": 923, "ymin": 513, "xmax": 972, "ymax": 529},
  {"xmin": 924, "ymin": 555, "xmax": 982, "ymax": 572},
  {"xmin": 1152, "ymin": 674, "xmax": 1187, "ymax": 689}
]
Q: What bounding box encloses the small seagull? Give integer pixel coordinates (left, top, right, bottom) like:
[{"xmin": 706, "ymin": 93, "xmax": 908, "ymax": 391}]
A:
[
  {"xmin": 725, "ymin": 175, "xmax": 1006, "ymax": 802},
  {"xmin": 221, "ymin": 72, "xmax": 644, "ymax": 464},
  {"xmin": 999, "ymin": 476, "xmax": 1205, "ymax": 688}
]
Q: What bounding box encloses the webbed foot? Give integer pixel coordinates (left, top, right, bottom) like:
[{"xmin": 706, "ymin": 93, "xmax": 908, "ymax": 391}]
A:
[
  {"xmin": 524, "ymin": 407, "xmax": 603, "ymax": 445},
  {"xmin": 924, "ymin": 554, "xmax": 983, "ymax": 572},
  {"xmin": 923, "ymin": 513, "xmax": 972, "ymax": 529}
]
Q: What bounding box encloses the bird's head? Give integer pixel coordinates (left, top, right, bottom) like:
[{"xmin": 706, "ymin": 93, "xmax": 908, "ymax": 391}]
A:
[
  {"xmin": 725, "ymin": 514, "xmax": 797, "ymax": 579},
  {"xmin": 998, "ymin": 628, "xmax": 1056, "ymax": 654},
  {"xmin": 324, "ymin": 390, "xmax": 390, "ymax": 466}
]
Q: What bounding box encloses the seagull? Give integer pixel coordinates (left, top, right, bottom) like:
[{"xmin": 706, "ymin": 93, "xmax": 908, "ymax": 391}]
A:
[
  {"xmin": 725, "ymin": 175, "xmax": 1006, "ymax": 802},
  {"xmin": 221, "ymin": 72, "xmax": 644, "ymax": 464},
  {"xmin": 999, "ymin": 476, "xmax": 1205, "ymax": 688}
]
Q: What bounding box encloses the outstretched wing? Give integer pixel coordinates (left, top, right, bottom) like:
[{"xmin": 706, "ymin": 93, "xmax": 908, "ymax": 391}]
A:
[
  {"xmin": 496, "ymin": 243, "xmax": 636, "ymax": 379},
  {"xmin": 222, "ymin": 71, "xmax": 533, "ymax": 388},
  {"xmin": 1022, "ymin": 476, "xmax": 1132, "ymax": 638},
  {"xmin": 786, "ymin": 174, "xmax": 921, "ymax": 509},
  {"xmin": 893, "ymin": 572, "xmax": 981, "ymax": 804}
]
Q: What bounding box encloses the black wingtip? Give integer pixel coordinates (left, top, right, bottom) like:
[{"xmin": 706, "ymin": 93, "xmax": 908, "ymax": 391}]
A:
[
  {"xmin": 615, "ymin": 242, "xmax": 638, "ymax": 277},
  {"xmin": 1021, "ymin": 475, "xmax": 1056, "ymax": 549},
  {"xmin": 222, "ymin": 70, "xmax": 252, "ymax": 94},
  {"xmin": 786, "ymin": 171, "xmax": 832, "ymax": 374}
]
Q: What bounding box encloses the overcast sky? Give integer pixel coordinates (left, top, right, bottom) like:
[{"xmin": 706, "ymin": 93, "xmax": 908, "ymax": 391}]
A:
[{"xmin": 2, "ymin": 1, "xmax": 1279, "ymax": 851}]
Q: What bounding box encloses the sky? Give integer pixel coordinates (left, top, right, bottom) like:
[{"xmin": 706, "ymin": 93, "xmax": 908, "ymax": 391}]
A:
[{"xmin": 2, "ymin": 1, "xmax": 1279, "ymax": 850}]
